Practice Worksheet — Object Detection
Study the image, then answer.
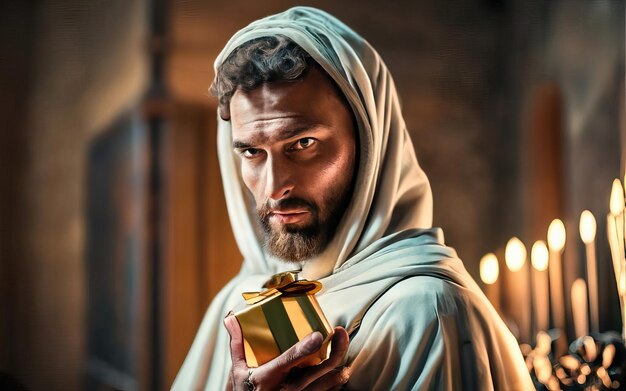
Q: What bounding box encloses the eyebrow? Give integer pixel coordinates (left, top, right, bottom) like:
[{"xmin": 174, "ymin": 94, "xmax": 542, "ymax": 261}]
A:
[{"xmin": 232, "ymin": 125, "xmax": 317, "ymax": 149}]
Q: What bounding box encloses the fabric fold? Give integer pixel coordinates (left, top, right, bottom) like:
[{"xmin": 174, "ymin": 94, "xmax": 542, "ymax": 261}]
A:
[{"xmin": 173, "ymin": 6, "xmax": 533, "ymax": 390}]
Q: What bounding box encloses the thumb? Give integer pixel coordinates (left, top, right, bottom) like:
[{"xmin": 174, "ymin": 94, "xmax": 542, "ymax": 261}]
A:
[
  {"xmin": 267, "ymin": 331, "xmax": 323, "ymax": 372},
  {"xmin": 223, "ymin": 315, "xmax": 247, "ymax": 369}
]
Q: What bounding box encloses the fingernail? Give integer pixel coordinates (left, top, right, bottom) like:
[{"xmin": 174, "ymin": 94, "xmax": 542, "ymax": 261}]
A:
[{"xmin": 302, "ymin": 331, "xmax": 322, "ymax": 353}]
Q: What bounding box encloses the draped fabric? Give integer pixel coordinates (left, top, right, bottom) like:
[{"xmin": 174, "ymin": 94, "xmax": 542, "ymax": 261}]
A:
[{"xmin": 173, "ymin": 6, "xmax": 533, "ymax": 390}]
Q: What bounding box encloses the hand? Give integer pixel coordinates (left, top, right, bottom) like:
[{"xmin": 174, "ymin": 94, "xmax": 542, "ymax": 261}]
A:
[{"xmin": 224, "ymin": 315, "xmax": 350, "ymax": 391}]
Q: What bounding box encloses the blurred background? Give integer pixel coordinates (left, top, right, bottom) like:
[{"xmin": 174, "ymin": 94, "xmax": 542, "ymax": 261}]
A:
[{"xmin": 0, "ymin": 0, "xmax": 623, "ymax": 389}]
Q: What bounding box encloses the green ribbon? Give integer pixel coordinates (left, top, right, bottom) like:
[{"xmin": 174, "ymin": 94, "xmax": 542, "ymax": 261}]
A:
[
  {"xmin": 261, "ymin": 297, "xmax": 300, "ymax": 352},
  {"xmin": 296, "ymin": 296, "xmax": 329, "ymax": 339}
]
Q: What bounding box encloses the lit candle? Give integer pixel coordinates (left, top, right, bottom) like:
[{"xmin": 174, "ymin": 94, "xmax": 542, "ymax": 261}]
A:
[
  {"xmin": 480, "ymin": 253, "xmax": 500, "ymax": 312},
  {"xmin": 579, "ymin": 210, "xmax": 598, "ymax": 333},
  {"xmin": 609, "ymin": 179, "xmax": 625, "ymax": 287},
  {"xmin": 571, "ymin": 278, "xmax": 589, "ymax": 338},
  {"xmin": 620, "ymin": 263, "xmax": 626, "ymax": 342},
  {"xmin": 547, "ymin": 219, "xmax": 567, "ymax": 354},
  {"xmin": 531, "ymin": 240, "xmax": 550, "ymax": 333},
  {"xmin": 609, "ymin": 179, "xmax": 626, "ymax": 342},
  {"xmin": 608, "ymin": 217, "xmax": 622, "ymax": 288},
  {"xmin": 505, "ymin": 237, "xmax": 530, "ymax": 342}
]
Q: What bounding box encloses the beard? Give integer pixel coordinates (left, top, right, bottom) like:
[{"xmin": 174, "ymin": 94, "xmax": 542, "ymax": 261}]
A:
[{"xmin": 257, "ymin": 185, "xmax": 352, "ymax": 263}]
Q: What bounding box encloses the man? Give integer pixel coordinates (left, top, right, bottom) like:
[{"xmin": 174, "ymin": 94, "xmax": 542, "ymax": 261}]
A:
[{"xmin": 173, "ymin": 7, "xmax": 533, "ymax": 390}]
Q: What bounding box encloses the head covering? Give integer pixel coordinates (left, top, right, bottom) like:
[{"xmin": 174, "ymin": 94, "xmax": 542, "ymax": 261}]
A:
[
  {"xmin": 173, "ymin": 7, "xmax": 533, "ymax": 390},
  {"xmin": 215, "ymin": 6, "xmax": 433, "ymax": 279}
]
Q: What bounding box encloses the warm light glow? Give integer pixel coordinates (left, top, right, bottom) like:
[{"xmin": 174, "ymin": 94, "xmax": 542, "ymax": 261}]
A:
[
  {"xmin": 547, "ymin": 219, "xmax": 566, "ymax": 252},
  {"xmin": 535, "ymin": 331, "xmax": 551, "ymax": 356},
  {"xmin": 602, "ymin": 344, "xmax": 616, "ymax": 368},
  {"xmin": 571, "ymin": 279, "xmax": 589, "ymax": 338},
  {"xmin": 580, "ymin": 364, "xmax": 591, "ymax": 376},
  {"xmin": 479, "ymin": 253, "xmax": 499, "ymax": 285},
  {"xmin": 582, "ymin": 336, "xmax": 597, "ymax": 362},
  {"xmin": 534, "ymin": 355, "xmax": 552, "ymax": 383},
  {"xmin": 505, "ymin": 237, "xmax": 526, "ymax": 272},
  {"xmin": 531, "ymin": 240, "xmax": 549, "ymax": 272},
  {"xmin": 547, "ymin": 376, "xmax": 560, "ymax": 391},
  {"xmin": 579, "ymin": 210, "xmax": 596, "ymax": 244},
  {"xmin": 560, "ymin": 355, "xmax": 580, "ymax": 370},
  {"xmin": 610, "ymin": 179, "xmax": 625, "ymax": 215}
]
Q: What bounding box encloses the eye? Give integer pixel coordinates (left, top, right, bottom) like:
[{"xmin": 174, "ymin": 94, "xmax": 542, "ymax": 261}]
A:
[
  {"xmin": 291, "ymin": 138, "xmax": 317, "ymax": 150},
  {"xmin": 240, "ymin": 148, "xmax": 263, "ymax": 159}
]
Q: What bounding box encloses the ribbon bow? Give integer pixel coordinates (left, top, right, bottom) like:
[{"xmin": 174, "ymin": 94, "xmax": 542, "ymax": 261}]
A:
[{"xmin": 242, "ymin": 270, "xmax": 322, "ymax": 305}]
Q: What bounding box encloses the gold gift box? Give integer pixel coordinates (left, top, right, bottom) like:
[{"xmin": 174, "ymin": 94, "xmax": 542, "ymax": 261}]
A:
[{"xmin": 233, "ymin": 271, "xmax": 333, "ymax": 367}]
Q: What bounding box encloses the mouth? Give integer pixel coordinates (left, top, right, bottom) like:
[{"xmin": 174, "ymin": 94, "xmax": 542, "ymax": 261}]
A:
[{"xmin": 270, "ymin": 209, "xmax": 310, "ymax": 225}]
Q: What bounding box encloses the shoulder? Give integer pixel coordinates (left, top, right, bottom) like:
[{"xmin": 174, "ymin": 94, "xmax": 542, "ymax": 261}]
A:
[
  {"xmin": 365, "ymin": 275, "xmax": 460, "ymax": 321},
  {"xmin": 345, "ymin": 276, "xmax": 458, "ymax": 389},
  {"xmin": 348, "ymin": 275, "xmax": 463, "ymax": 357}
]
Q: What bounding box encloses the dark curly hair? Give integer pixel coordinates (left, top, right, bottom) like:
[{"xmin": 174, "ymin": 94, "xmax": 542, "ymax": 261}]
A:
[{"xmin": 210, "ymin": 35, "xmax": 315, "ymax": 120}]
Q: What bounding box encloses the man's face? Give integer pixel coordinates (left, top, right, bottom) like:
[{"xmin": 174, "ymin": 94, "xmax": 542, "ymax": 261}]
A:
[{"xmin": 230, "ymin": 67, "xmax": 357, "ymax": 263}]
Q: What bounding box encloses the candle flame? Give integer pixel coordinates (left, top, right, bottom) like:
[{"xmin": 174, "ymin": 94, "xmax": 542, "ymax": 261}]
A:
[
  {"xmin": 547, "ymin": 219, "xmax": 566, "ymax": 252},
  {"xmin": 579, "ymin": 210, "xmax": 596, "ymax": 244},
  {"xmin": 610, "ymin": 179, "xmax": 625, "ymax": 215},
  {"xmin": 479, "ymin": 253, "xmax": 499, "ymax": 285},
  {"xmin": 505, "ymin": 237, "xmax": 526, "ymax": 272},
  {"xmin": 531, "ymin": 240, "xmax": 549, "ymax": 271}
]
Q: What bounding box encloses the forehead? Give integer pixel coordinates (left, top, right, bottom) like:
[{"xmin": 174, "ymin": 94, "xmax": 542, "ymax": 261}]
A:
[{"xmin": 229, "ymin": 67, "xmax": 352, "ymax": 138}]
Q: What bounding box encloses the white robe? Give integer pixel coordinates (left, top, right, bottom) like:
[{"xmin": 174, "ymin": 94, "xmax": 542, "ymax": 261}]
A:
[{"xmin": 173, "ymin": 6, "xmax": 533, "ymax": 390}]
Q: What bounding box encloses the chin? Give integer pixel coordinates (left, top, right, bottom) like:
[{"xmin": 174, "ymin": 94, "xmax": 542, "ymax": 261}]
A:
[{"xmin": 264, "ymin": 229, "xmax": 326, "ymax": 264}]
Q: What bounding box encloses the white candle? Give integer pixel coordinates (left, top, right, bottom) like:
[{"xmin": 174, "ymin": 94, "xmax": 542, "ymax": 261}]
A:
[
  {"xmin": 610, "ymin": 179, "xmax": 625, "ymax": 287},
  {"xmin": 531, "ymin": 240, "xmax": 550, "ymax": 333},
  {"xmin": 609, "ymin": 179, "xmax": 626, "ymax": 341},
  {"xmin": 505, "ymin": 237, "xmax": 530, "ymax": 342},
  {"xmin": 547, "ymin": 219, "xmax": 567, "ymax": 354},
  {"xmin": 480, "ymin": 253, "xmax": 500, "ymax": 313},
  {"xmin": 579, "ymin": 210, "xmax": 598, "ymax": 333},
  {"xmin": 608, "ymin": 217, "xmax": 622, "ymax": 288},
  {"xmin": 620, "ymin": 260, "xmax": 626, "ymax": 341},
  {"xmin": 571, "ymin": 279, "xmax": 589, "ymax": 338}
]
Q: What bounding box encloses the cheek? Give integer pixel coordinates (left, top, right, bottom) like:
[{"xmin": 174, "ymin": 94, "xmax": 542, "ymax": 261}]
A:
[
  {"xmin": 241, "ymin": 164, "xmax": 262, "ymax": 201},
  {"xmin": 335, "ymin": 151, "xmax": 356, "ymax": 189},
  {"xmin": 314, "ymin": 145, "xmax": 356, "ymax": 195}
]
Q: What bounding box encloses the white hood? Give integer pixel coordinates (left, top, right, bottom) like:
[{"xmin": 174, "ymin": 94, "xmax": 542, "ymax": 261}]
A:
[
  {"xmin": 214, "ymin": 6, "xmax": 433, "ymax": 279},
  {"xmin": 173, "ymin": 7, "xmax": 533, "ymax": 390}
]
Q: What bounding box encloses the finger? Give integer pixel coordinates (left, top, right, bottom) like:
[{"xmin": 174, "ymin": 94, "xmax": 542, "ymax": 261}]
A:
[
  {"xmin": 326, "ymin": 327, "xmax": 350, "ymax": 365},
  {"xmin": 303, "ymin": 367, "xmax": 351, "ymax": 391},
  {"xmin": 288, "ymin": 327, "xmax": 350, "ymax": 390},
  {"xmin": 251, "ymin": 331, "xmax": 324, "ymax": 389},
  {"xmin": 261, "ymin": 331, "xmax": 323, "ymax": 378},
  {"xmin": 223, "ymin": 315, "xmax": 247, "ymax": 370}
]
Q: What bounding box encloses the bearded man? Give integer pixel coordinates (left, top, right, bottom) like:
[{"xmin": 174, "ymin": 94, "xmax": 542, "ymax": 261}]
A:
[{"xmin": 173, "ymin": 7, "xmax": 533, "ymax": 390}]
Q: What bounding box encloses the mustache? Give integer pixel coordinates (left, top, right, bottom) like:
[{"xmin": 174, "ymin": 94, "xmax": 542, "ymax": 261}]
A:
[{"xmin": 257, "ymin": 197, "xmax": 317, "ymax": 219}]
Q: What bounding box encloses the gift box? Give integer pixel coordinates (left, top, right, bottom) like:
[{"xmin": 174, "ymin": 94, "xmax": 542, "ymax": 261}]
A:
[{"xmin": 233, "ymin": 271, "xmax": 333, "ymax": 367}]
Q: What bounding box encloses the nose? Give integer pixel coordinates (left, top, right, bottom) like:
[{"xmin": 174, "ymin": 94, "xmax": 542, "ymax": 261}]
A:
[{"xmin": 264, "ymin": 154, "xmax": 294, "ymax": 201}]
